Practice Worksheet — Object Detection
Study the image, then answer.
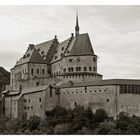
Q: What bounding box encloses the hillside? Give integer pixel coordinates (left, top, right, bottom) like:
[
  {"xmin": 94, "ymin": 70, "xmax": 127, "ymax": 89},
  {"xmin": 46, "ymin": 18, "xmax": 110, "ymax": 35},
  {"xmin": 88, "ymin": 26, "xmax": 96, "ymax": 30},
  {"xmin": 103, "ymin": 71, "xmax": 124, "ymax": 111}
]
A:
[{"xmin": 0, "ymin": 67, "xmax": 10, "ymax": 92}]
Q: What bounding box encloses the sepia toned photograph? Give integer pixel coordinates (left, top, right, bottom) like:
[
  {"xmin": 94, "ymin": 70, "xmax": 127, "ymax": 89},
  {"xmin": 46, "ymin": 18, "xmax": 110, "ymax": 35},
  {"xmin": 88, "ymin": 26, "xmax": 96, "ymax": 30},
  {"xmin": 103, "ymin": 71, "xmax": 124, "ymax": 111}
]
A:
[{"xmin": 0, "ymin": 5, "xmax": 140, "ymax": 135}]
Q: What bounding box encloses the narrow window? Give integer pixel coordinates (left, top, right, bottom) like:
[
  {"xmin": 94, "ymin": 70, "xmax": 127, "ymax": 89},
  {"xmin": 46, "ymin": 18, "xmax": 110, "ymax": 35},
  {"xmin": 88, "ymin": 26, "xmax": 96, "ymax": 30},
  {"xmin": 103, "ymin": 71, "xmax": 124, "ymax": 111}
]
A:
[
  {"xmin": 75, "ymin": 102, "xmax": 77, "ymax": 107},
  {"xmin": 37, "ymin": 69, "xmax": 39, "ymax": 74},
  {"xmin": 79, "ymin": 67, "xmax": 81, "ymax": 71},
  {"xmin": 68, "ymin": 67, "xmax": 71, "ymax": 72},
  {"xmin": 39, "ymin": 98, "xmax": 41, "ymax": 102},
  {"xmin": 42, "ymin": 69, "xmax": 45, "ymax": 75},
  {"xmin": 84, "ymin": 67, "xmax": 87, "ymax": 71},
  {"xmin": 55, "ymin": 56, "xmax": 57, "ymax": 59},
  {"xmin": 31, "ymin": 68, "xmax": 34, "ymax": 75},
  {"xmin": 36, "ymin": 82, "xmax": 39, "ymax": 87},
  {"xmin": 89, "ymin": 67, "xmax": 92, "ymax": 71},
  {"xmin": 93, "ymin": 67, "xmax": 96, "ymax": 71}
]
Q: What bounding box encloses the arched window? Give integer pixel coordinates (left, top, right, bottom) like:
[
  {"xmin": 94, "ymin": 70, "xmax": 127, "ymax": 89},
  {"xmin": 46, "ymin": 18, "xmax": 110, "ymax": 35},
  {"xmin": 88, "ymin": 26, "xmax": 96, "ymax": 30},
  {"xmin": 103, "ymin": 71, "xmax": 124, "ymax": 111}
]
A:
[
  {"xmin": 93, "ymin": 67, "xmax": 96, "ymax": 71},
  {"xmin": 84, "ymin": 67, "xmax": 87, "ymax": 71},
  {"xmin": 89, "ymin": 67, "xmax": 92, "ymax": 71},
  {"xmin": 71, "ymin": 67, "xmax": 74, "ymax": 72},
  {"xmin": 68, "ymin": 67, "xmax": 71, "ymax": 72},
  {"xmin": 79, "ymin": 67, "xmax": 81, "ymax": 71},
  {"xmin": 76, "ymin": 67, "xmax": 79, "ymax": 71}
]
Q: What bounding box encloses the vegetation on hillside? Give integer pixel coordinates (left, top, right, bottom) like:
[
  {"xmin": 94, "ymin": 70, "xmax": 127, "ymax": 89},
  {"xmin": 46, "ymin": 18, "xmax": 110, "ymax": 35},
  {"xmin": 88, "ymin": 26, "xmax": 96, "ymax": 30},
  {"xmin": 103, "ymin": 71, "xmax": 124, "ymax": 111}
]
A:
[
  {"xmin": 0, "ymin": 67, "xmax": 10, "ymax": 92},
  {"xmin": 0, "ymin": 106, "xmax": 140, "ymax": 135}
]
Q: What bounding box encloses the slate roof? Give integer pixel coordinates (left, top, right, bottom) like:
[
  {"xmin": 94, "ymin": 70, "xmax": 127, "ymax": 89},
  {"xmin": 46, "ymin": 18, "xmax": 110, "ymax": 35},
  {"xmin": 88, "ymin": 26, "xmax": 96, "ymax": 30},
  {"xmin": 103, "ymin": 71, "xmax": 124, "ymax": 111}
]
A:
[
  {"xmin": 50, "ymin": 38, "xmax": 70, "ymax": 63},
  {"xmin": 15, "ymin": 48, "xmax": 46, "ymax": 66},
  {"xmin": 69, "ymin": 33, "xmax": 94, "ymax": 56},
  {"xmin": 59, "ymin": 79, "xmax": 140, "ymax": 88},
  {"xmin": 35, "ymin": 40, "xmax": 54, "ymax": 59}
]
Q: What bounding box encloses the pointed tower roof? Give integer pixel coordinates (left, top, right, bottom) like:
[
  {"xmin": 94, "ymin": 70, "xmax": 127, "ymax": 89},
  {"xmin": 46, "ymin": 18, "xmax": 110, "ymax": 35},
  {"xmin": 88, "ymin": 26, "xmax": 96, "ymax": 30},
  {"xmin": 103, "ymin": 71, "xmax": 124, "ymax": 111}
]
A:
[
  {"xmin": 75, "ymin": 12, "xmax": 80, "ymax": 36},
  {"xmin": 67, "ymin": 33, "xmax": 95, "ymax": 56}
]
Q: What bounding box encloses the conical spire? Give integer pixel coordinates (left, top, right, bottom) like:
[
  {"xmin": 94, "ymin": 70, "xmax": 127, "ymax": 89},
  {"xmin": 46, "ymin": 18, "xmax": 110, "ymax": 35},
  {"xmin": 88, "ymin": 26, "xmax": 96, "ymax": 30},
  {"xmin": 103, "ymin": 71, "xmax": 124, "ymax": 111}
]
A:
[{"xmin": 75, "ymin": 12, "xmax": 79, "ymax": 36}]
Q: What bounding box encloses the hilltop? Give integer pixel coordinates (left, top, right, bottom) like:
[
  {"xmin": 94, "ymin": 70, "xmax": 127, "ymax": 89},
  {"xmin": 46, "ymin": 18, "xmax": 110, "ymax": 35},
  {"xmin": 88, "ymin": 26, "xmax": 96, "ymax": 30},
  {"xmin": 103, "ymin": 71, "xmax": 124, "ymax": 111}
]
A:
[{"xmin": 0, "ymin": 67, "xmax": 10, "ymax": 92}]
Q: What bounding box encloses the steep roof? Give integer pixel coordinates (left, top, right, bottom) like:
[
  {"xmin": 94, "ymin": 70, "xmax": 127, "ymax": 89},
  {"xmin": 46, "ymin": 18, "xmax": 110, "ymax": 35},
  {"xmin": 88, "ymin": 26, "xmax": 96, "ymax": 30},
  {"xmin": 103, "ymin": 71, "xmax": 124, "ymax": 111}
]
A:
[
  {"xmin": 69, "ymin": 33, "xmax": 94, "ymax": 56},
  {"xmin": 15, "ymin": 48, "xmax": 46, "ymax": 66},
  {"xmin": 35, "ymin": 40, "xmax": 54, "ymax": 58},
  {"xmin": 50, "ymin": 38, "xmax": 70, "ymax": 63}
]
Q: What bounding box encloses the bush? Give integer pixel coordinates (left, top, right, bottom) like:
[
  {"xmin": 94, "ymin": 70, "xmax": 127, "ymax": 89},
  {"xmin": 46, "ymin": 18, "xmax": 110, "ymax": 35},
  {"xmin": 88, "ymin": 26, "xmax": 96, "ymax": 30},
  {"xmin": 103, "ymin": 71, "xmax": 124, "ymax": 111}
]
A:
[
  {"xmin": 53, "ymin": 124, "xmax": 70, "ymax": 134},
  {"xmin": 28, "ymin": 116, "xmax": 41, "ymax": 131},
  {"xmin": 46, "ymin": 106, "xmax": 71, "ymax": 126},
  {"xmin": 94, "ymin": 108, "xmax": 108, "ymax": 123}
]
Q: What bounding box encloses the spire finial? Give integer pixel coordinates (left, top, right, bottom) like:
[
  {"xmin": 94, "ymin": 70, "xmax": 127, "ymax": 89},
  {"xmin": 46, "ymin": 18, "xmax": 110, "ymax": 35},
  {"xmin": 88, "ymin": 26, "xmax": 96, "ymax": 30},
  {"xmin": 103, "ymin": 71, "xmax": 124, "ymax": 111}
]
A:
[{"xmin": 75, "ymin": 11, "xmax": 79, "ymax": 36}]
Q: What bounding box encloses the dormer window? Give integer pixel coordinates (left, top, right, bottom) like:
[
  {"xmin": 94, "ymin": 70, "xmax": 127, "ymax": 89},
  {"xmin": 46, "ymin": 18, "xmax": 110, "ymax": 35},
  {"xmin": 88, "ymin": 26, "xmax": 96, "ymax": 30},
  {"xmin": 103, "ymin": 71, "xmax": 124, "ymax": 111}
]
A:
[
  {"xmin": 55, "ymin": 56, "xmax": 57, "ymax": 60},
  {"xmin": 23, "ymin": 55, "xmax": 26, "ymax": 59},
  {"xmin": 26, "ymin": 54, "xmax": 30, "ymax": 57},
  {"xmin": 61, "ymin": 53, "xmax": 64, "ymax": 57}
]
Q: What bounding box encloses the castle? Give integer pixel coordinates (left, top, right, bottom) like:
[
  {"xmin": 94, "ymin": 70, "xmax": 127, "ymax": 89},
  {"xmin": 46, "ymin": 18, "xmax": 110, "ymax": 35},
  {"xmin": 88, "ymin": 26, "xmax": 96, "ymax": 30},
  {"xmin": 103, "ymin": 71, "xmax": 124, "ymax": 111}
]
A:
[{"xmin": 1, "ymin": 14, "xmax": 140, "ymax": 120}]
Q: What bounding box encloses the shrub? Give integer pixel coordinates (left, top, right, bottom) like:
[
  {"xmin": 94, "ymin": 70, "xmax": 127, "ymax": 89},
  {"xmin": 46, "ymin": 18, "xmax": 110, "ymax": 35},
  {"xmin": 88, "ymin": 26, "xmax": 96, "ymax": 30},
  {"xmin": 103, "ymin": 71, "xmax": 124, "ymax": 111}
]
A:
[{"xmin": 94, "ymin": 108, "xmax": 108, "ymax": 123}]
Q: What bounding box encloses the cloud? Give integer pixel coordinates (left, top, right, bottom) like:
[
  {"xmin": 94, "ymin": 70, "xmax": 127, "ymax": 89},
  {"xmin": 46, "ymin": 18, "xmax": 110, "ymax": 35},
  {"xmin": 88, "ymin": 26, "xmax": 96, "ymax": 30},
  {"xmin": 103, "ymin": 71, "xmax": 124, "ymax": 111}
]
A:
[
  {"xmin": 0, "ymin": 6, "xmax": 140, "ymax": 79},
  {"xmin": 0, "ymin": 51, "xmax": 21, "ymax": 71}
]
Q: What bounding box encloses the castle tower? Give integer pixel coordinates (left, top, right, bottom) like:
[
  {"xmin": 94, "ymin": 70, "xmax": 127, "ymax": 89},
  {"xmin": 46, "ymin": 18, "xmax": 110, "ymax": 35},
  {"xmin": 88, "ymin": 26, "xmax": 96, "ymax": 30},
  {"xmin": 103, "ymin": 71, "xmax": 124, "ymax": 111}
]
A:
[{"xmin": 75, "ymin": 12, "xmax": 80, "ymax": 36}]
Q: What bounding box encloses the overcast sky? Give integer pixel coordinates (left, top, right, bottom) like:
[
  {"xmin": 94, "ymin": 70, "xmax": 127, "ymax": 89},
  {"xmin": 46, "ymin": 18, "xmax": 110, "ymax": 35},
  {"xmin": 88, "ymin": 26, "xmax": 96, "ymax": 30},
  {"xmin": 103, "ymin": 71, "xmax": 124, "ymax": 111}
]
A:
[{"xmin": 0, "ymin": 5, "xmax": 140, "ymax": 79}]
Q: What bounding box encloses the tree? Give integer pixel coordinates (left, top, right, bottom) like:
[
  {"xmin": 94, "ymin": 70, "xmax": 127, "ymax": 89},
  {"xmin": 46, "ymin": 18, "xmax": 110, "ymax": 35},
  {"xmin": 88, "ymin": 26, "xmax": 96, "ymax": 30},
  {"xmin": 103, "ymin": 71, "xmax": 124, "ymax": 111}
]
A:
[
  {"xmin": 28, "ymin": 116, "xmax": 41, "ymax": 131},
  {"xmin": 94, "ymin": 108, "xmax": 108, "ymax": 123},
  {"xmin": 53, "ymin": 124, "xmax": 70, "ymax": 134},
  {"xmin": 46, "ymin": 106, "xmax": 72, "ymax": 126}
]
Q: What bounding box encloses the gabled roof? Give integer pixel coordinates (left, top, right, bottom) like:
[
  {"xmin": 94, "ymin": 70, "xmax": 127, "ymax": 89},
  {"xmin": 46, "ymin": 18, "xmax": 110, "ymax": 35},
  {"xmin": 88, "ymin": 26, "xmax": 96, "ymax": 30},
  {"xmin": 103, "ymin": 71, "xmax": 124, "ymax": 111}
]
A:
[
  {"xmin": 69, "ymin": 33, "xmax": 94, "ymax": 56},
  {"xmin": 29, "ymin": 48, "xmax": 46, "ymax": 63},
  {"xmin": 15, "ymin": 48, "xmax": 46, "ymax": 66},
  {"xmin": 35, "ymin": 40, "xmax": 54, "ymax": 58},
  {"xmin": 50, "ymin": 38, "xmax": 70, "ymax": 63}
]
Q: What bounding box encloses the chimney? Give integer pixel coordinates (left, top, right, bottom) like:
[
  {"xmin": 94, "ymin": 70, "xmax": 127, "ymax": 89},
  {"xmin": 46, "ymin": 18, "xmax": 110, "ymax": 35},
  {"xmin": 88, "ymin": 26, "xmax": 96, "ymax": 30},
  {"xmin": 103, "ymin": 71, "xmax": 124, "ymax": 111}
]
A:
[{"xmin": 71, "ymin": 33, "xmax": 74, "ymax": 38}]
